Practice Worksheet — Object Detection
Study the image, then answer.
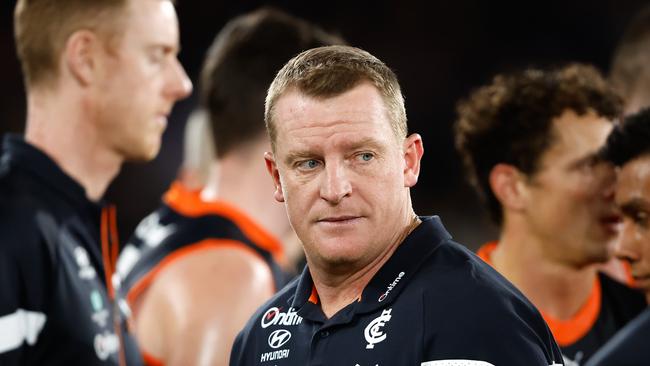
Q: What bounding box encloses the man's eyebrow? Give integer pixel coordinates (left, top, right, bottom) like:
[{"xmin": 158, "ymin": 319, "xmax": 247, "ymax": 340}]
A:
[
  {"xmin": 284, "ymin": 151, "xmax": 316, "ymax": 165},
  {"xmin": 569, "ymin": 152, "xmax": 602, "ymax": 169},
  {"xmin": 345, "ymin": 137, "xmax": 386, "ymax": 152},
  {"xmin": 620, "ymin": 198, "xmax": 650, "ymax": 214},
  {"xmin": 147, "ymin": 43, "xmax": 180, "ymax": 54}
]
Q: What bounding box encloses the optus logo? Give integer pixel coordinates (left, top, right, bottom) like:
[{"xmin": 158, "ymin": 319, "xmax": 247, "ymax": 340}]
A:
[
  {"xmin": 378, "ymin": 272, "xmax": 405, "ymax": 302},
  {"xmin": 261, "ymin": 307, "xmax": 303, "ymax": 328}
]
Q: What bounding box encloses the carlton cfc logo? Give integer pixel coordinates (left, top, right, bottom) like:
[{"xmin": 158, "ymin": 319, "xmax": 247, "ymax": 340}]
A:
[
  {"xmin": 364, "ymin": 308, "xmax": 392, "ymax": 349},
  {"xmin": 268, "ymin": 329, "xmax": 292, "ymax": 349}
]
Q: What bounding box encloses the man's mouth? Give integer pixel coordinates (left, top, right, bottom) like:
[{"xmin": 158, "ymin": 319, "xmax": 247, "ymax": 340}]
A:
[
  {"xmin": 631, "ymin": 274, "xmax": 650, "ymax": 288},
  {"xmin": 317, "ymin": 216, "xmax": 362, "ymax": 225},
  {"xmin": 599, "ymin": 214, "xmax": 622, "ymax": 233}
]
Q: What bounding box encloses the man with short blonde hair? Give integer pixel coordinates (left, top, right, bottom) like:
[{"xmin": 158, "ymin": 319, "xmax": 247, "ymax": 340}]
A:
[
  {"xmin": 230, "ymin": 45, "xmax": 563, "ymax": 365},
  {"xmin": 14, "ymin": 0, "xmax": 134, "ymax": 88}
]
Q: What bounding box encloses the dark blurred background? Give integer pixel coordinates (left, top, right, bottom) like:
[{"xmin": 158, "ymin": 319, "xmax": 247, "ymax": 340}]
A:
[{"xmin": 2, "ymin": 0, "xmax": 647, "ymax": 250}]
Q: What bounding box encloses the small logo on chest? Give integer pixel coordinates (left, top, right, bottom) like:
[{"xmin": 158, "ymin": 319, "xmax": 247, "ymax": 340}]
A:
[
  {"xmin": 74, "ymin": 246, "xmax": 97, "ymax": 280},
  {"xmin": 364, "ymin": 308, "xmax": 392, "ymax": 349},
  {"xmin": 268, "ymin": 329, "xmax": 292, "ymax": 349}
]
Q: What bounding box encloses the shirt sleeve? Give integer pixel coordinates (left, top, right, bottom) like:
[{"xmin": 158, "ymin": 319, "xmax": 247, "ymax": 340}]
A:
[
  {"xmin": 427, "ymin": 310, "xmax": 563, "ymax": 365},
  {"xmin": 0, "ymin": 206, "xmax": 52, "ymax": 363},
  {"xmin": 229, "ymin": 329, "xmax": 245, "ymax": 366},
  {"xmin": 422, "ymin": 268, "xmax": 564, "ymax": 366}
]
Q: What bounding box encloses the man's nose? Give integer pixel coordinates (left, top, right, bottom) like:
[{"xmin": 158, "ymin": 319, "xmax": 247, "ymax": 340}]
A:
[
  {"xmin": 597, "ymin": 162, "xmax": 617, "ymax": 201},
  {"xmin": 319, "ymin": 161, "xmax": 352, "ymax": 205},
  {"xmin": 166, "ymin": 58, "xmax": 193, "ymax": 101},
  {"xmin": 615, "ymin": 221, "xmax": 641, "ymax": 264}
]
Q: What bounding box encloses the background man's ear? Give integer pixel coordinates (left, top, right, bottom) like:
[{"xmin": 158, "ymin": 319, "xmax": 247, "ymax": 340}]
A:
[
  {"xmin": 489, "ymin": 163, "xmax": 529, "ymax": 213},
  {"xmin": 264, "ymin": 152, "xmax": 285, "ymax": 203},
  {"xmin": 63, "ymin": 30, "xmax": 101, "ymax": 86}
]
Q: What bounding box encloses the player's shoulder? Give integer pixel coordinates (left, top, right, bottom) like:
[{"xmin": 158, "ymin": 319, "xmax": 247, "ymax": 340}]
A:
[
  {"xmin": 167, "ymin": 242, "xmax": 275, "ymax": 287},
  {"xmin": 0, "ymin": 157, "xmax": 64, "ymax": 220},
  {"xmin": 599, "ymin": 271, "xmax": 646, "ymax": 300},
  {"xmin": 585, "ymin": 308, "xmax": 650, "ymax": 366},
  {"xmin": 235, "ymin": 276, "xmax": 301, "ymax": 334},
  {"xmin": 397, "ymin": 219, "xmax": 536, "ymax": 317},
  {"xmin": 0, "ymin": 172, "xmax": 57, "ymax": 290},
  {"xmin": 415, "ymin": 241, "xmax": 561, "ymax": 363},
  {"xmin": 421, "ymin": 238, "xmax": 517, "ymax": 294},
  {"xmin": 420, "ymin": 239, "xmax": 546, "ymax": 327},
  {"xmin": 0, "ymin": 180, "xmax": 52, "ymax": 256},
  {"xmin": 598, "ymin": 271, "xmax": 647, "ymax": 322},
  {"xmin": 229, "ymin": 278, "xmax": 302, "ymax": 366}
]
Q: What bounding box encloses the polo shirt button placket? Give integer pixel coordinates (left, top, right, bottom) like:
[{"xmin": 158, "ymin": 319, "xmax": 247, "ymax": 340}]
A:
[
  {"xmin": 310, "ymin": 327, "xmax": 332, "ymax": 365},
  {"xmin": 320, "ymin": 330, "xmax": 329, "ymax": 338}
]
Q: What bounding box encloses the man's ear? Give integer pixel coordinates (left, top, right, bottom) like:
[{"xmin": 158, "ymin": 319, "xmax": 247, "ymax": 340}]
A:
[
  {"xmin": 63, "ymin": 30, "xmax": 101, "ymax": 86},
  {"xmin": 264, "ymin": 152, "xmax": 285, "ymax": 203},
  {"xmin": 403, "ymin": 133, "xmax": 424, "ymax": 188},
  {"xmin": 489, "ymin": 163, "xmax": 528, "ymax": 213}
]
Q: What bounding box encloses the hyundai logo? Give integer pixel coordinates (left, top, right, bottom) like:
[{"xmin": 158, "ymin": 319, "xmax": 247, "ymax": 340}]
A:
[{"xmin": 268, "ymin": 329, "xmax": 292, "ymax": 349}]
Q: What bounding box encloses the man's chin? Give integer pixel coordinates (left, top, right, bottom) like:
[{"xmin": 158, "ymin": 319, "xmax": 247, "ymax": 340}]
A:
[
  {"xmin": 568, "ymin": 247, "xmax": 609, "ymax": 268},
  {"xmin": 588, "ymin": 252, "xmax": 611, "ymax": 265},
  {"xmin": 583, "ymin": 236, "xmax": 615, "ymax": 263},
  {"xmin": 122, "ymin": 144, "xmax": 161, "ymax": 163},
  {"xmin": 308, "ymin": 250, "xmax": 365, "ymax": 272}
]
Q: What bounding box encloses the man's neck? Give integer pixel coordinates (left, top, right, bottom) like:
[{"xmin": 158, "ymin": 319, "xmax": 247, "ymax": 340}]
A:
[
  {"xmin": 310, "ymin": 215, "xmax": 420, "ymax": 319},
  {"xmin": 201, "ymin": 148, "xmax": 296, "ymax": 269},
  {"xmin": 495, "ymin": 224, "xmax": 598, "ymax": 320},
  {"xmin": 24, "ymin": 91, "xmax": 122, "ymax": 201}
]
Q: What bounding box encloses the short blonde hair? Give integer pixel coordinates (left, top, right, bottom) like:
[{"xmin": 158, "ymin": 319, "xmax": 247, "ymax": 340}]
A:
[
  {"xmin": 14, "ymin": 0, "xmax": 129, "ymax": 88},
  {"xmin": 265, "ymin": 45, "xmax": 407, "ymax": 150}
]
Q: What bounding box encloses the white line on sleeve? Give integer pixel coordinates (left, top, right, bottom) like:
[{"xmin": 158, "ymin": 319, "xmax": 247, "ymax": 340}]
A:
[{"xmin": 0, "ymin": 309, "xmax": 46, "ymax": 354}]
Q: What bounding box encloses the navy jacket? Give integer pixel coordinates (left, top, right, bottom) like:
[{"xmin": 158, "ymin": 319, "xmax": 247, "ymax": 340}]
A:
[{"xmin": 0, "ymin": 135, "xmax": 137, "ymax": 365}]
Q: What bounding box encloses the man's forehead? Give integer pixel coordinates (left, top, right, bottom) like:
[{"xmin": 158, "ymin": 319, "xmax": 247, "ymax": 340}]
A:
[
  {"xmin": 553, "ymin": 110, "xmax": 612, "ymax": 138},
  {"xmin": 274, "ymin": 84, "xmax": 392, "ymax": 136},
  {"xmin": 286, "ymin": 134, "xmax": 386, "ymax": 153},
  {"xmin": 616, "ymin": 157, "xmax": 650, "ymax": 208},
  {"xmin": 122, "ymin": 0, "xmax": 179, "ymax": 40},
  {"xmin": 546, "ymin": 110, "xmax": 613, "ymax": 156},
  {"xmin": 620, "ymin": 155, "xmax": 650, "ymax": 184}
]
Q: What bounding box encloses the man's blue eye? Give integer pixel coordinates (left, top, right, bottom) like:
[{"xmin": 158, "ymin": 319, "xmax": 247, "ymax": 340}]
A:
[
  {"xmin": 299, "ymin": 160, "xmax": 319, "ymax": 169},
  {"xmin": 360, "ymin": 153, "xmax": 373, "ymax": 161}
]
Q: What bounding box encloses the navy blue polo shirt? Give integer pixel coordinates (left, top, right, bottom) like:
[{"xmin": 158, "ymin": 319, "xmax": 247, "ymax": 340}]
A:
[
  {"xmin": 0, "ymin": 135, "xmax": 139, "ymax": 365},
  {"xmin": 230, "ymin": 216, "xmax": 564, "ymax": 366},
  {"xmin": 585, "ymin": 307, "xmax": 650, "ymax": 366}
]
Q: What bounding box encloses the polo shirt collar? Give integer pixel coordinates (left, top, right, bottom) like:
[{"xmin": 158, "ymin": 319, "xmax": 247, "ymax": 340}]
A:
[
  {"xmin": 1, "ymin": 134, "xmax": 103, "ymax": 212},
  {"xmin": 290, "ymin": 216, "xmax": 452, "ymax": 320}
]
